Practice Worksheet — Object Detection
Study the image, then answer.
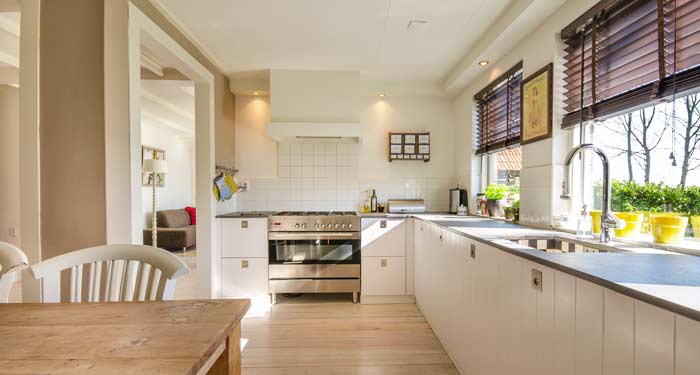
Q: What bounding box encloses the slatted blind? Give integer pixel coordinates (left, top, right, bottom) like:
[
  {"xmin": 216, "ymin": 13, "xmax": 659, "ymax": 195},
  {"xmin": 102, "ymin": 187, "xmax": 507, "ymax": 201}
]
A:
[
  {"xmin": 561, "ymin": 0, "xmax": 700, "ymax": 128},
  {"xmin": 474, "ymin": 62, "xmax": 523, "ymax": 154}
]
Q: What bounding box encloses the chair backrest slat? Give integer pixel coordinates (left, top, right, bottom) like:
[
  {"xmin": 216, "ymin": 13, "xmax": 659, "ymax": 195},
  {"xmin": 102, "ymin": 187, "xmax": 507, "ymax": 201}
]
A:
[
  {"xmin": 30, "ymin": 245, "xmax": 188, "ymax": 303},
  {"xmin": 0, "ymin": 242, "xmax": 29, "ymax": 303}
]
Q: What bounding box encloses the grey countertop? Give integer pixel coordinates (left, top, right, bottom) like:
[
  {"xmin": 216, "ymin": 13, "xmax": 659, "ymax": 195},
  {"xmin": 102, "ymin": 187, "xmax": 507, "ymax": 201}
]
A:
[
  {"xmin": 414, "ymin": 214, "xmax": 700, "ymax": 322},
  {"xmin": 216, "ymin": 211, "xmax": 274, "ymax": 218}
]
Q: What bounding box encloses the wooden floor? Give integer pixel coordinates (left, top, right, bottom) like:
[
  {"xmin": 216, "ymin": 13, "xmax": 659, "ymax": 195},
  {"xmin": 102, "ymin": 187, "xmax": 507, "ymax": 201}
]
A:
[{"xmin": 8, "ymin": 250, "xmax": 459, "ymax": 374}]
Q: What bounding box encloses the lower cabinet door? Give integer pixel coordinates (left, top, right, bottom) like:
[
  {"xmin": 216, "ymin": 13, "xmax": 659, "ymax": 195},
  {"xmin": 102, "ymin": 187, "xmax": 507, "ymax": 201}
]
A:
[
  {"xmin": 221, "ymin": 258, "xmax": 269, "ymax": 298},
  {"xmin": 361, "ymin": 257, "xmax": 406, "ymax": 296}
]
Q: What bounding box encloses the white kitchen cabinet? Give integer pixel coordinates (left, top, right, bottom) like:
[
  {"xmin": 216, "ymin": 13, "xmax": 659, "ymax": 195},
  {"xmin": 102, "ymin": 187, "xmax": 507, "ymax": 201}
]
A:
[
  {"xmin": 603, "ymin": 290, "xmax": 634, "ymax": 375},
  {"xmin": 220, "ymin": 257, "xmax": 268, "ymax": 298},
  {"xmin": 361, "ymin": 218, "xmax": 406, "ymax": 257},
  {"xmin": 221, "ymin": 218, "xmax": 268, "ymax": 258},
  {"xmin": 575, "ymin": 279, "xmax": 604, "ymax": 375},
  {"xmin": 675, "ymin": 315, "xmax": 700, "ymax": 375},
  {"xmin": 361, "ymin": 257, "xmax": 406, "ymax": 296},
  {"xmin": 634, "ymin": 301, "xmax": 675, "ymax": 375},
  {"xmin": 553, "ymin": 271, "xmax": 576, "ymax": 375}
]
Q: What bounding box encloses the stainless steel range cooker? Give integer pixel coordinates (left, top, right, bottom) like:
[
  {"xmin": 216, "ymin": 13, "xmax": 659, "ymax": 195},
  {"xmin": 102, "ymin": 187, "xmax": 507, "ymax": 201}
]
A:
[{"xmin": 268, "ymin": 211, "xmax": 361, "ymax": 303}]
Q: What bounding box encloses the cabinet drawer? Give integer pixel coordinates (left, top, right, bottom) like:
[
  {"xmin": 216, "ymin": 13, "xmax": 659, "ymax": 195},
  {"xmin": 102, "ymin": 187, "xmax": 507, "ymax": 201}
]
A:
[
  {"xmin": 221, "ymin": 218, "xmax": 268, "ymax": 258},
  {"xmin": 221, "ymin": 258, "xmax": 268, "ymax": 298},
  {"xmin": 361, "ymin": 218, "xmax": 406, "ymax": 257},
  {"xmin": 361, "ymin": 257, "xmax": 406, "ymax": 296}
]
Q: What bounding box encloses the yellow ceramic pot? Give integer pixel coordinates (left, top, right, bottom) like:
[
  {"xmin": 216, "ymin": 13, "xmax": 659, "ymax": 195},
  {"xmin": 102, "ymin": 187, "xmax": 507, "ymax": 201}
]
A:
[
  {"xmin": 590, "ymin": 210, "xmax": 602, "ymax": 234},
  {"xmin": 613, "ymin": 212, "xmax": 645, "ymax": 238},
  {"xmin": 691, "ymin": 216, "xmax": 700, "ymax": 239},
  {"xmin": 649, "ymin": 214, "xmax": 688, "ymax": 244}
]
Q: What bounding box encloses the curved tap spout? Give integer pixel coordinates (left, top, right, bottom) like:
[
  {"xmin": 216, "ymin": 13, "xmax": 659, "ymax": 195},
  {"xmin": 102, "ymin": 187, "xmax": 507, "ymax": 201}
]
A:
[{"xmin": 561, "ymin": 144, "xmax": 623, "ymax": 243}]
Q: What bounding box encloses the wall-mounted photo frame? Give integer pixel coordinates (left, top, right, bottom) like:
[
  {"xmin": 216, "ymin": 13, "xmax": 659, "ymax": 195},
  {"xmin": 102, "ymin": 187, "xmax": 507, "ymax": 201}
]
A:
[
  {"xmin": 388, "ymin": 131, "xmax": 430, "ymax": 162},
  {"xmin": 142, "ymin": 145, "xmax": 166, "ymax": 187},
  {"xmin": 521, "ymin": 63, "xmax": 553, "ymax": 145}
]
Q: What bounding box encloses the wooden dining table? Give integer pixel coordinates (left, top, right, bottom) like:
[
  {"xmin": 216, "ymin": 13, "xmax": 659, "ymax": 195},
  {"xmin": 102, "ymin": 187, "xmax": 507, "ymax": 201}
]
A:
[{"xmin": 0, "ymin": 299, "xmax": 250, "ymax": 375}]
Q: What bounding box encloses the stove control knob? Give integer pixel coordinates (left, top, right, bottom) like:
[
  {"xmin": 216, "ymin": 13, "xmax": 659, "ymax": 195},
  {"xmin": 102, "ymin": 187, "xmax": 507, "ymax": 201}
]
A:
[
  {"xmin": 320, "ymin": 224, "xmax": 326, "ymax": 229},
  {"xmin": 334, "ymin": 223, "xmax": 340, "ymax": 229},
  {"xmin": 294, "ymin": 223, "xmax": 300, "ymax": 228},
  {"xmin": 348, "ymin": 223, "xmax": 353, "ymax": 229},
  {"xmin": 314, "ymin": 223, "xmax": 320, "ymax": 229},
  {"xmin": 341, "ymin": 224, "xmax": 347, "ymax": 229},
  {"xmin": 301, "ymin": 223, "xmax": 307, "ymax": 229}
]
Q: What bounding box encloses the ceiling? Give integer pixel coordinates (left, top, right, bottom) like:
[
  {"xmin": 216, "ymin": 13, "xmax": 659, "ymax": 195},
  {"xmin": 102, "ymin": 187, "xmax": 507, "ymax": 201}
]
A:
[
  {"xmin": 140, "ymin": 79, "xmax": 195, "ymax": 136},
  {"xmin": 156, "ymin": 0, "xmax": 514, "ymax": 84}
]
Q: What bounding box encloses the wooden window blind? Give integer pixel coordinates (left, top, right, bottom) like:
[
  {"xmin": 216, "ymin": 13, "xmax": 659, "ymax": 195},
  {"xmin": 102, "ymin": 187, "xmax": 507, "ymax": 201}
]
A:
[
  {"xmin": 474, "ymin": 62, "xmax": 523, "ymax": 154},
  {"xmin": 561, "ymin": 0, "xmax": 700, "ymax": 128}
]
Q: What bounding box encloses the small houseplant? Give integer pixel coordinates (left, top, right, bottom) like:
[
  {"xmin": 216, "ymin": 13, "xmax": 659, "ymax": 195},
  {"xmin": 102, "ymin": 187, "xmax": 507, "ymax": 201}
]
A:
[
  {"xmin": 512, "ymin": 200, "xmax": 520, "ymax": 223},
  {"xmin": 683, "ymin": 186, "xmax": 700, "ymax": 239},
  {"xmin": 484, "ymin": 183, "xmax": 508, "ymax": 217}
]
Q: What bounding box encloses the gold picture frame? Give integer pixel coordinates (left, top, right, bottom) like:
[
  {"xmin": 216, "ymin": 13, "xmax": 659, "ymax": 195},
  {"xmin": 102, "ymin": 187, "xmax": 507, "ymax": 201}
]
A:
[
  {"xmin": 521, "ymin": 63, "xmax": 553, "ymax": 145},
  {"xmin": 142, "ymin": 145, "xmax": 166, "ymax": 187}
]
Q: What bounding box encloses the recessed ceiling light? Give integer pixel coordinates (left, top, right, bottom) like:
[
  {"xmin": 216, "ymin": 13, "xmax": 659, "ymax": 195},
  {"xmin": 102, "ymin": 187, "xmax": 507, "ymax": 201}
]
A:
[
  {"xmin": 252, "ymin": 91, "xmax": 260, "ymax": 96},
  {"xmin": 478, "ymin": 60, "xmax": 489, "ymax": 66},
  {"xmin": 377, "ymin": 93, "xmax": 386, "ymax": 98}
]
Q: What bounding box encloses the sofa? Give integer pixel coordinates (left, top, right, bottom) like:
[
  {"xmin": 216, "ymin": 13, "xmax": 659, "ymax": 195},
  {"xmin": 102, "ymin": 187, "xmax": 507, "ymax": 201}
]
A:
[{"xmin": 143, "ymin": 209, "xmax": 196, "ymax": 250}]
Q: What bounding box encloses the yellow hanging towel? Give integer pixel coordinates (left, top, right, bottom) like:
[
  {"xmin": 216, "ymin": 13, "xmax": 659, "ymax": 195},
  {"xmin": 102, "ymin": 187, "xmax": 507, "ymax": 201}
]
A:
[{"xmin": 224, "ymin": 174, "xmax": 238, "ymax": 195}]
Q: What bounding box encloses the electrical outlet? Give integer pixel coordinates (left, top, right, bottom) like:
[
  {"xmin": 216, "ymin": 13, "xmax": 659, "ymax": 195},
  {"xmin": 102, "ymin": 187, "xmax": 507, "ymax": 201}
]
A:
[{"xmin": 8, "ymin": 226, "xmax": 16, "ymax": 238}]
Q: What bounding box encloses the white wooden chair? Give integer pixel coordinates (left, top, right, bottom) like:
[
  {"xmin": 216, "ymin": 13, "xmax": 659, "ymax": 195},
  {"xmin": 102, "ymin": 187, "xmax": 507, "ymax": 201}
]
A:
[
  {"xmin": 30, "ymin": 244, "xmax": 189, "ymax": 303},
  {"xmin": 0, "ymin": 241, "xmax": 29, "ymax": 303}
]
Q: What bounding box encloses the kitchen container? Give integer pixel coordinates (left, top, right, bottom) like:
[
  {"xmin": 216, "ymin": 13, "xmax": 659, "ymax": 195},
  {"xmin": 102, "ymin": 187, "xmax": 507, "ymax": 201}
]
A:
[
  {"xmin": 613, "ymin": 212, "xmax": 644, "ymax": 238},
  {"xmin": 448, "ymin": 188, "xmax": 468, "ymax": 214},
  {"xmin": 649, "ymin": 213, "xmax": 688, "ymax": 244},
  {"xmin": 387, "ymin": 199, "xmax": 426, "ymax": 214}
]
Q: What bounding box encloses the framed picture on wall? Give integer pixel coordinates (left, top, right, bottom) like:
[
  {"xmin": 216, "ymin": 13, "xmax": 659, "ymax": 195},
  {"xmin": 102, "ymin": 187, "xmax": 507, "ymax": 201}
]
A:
[
  {"xmin": 521, "ymin": 63, "xmax": 553, "ymax": 145},
  {"xmin": 142, "ymin": 145, "xmax": 166, "ymax": 187}
]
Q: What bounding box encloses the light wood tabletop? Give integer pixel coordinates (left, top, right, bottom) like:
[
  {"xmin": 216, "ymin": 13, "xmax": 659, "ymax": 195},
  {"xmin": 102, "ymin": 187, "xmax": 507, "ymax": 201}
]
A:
[{"xmin": 0, "ymin": 299, "xmax": 250, "ymax": 375}]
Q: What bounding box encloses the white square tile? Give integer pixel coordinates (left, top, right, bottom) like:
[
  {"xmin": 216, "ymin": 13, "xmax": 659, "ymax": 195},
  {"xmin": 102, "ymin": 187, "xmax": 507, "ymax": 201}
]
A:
[
  {"xmin": 279, "ymin": 143, "xmax": 290, "ymax": 155},
  {"xmin": 314, "ymin": 153, "xmax": 326, "ymax": 166},
  {"xmin": 325, "ymin": 144, "xmax": 337, "ymax": 154},
  {"xmin": 279, "ymin": 166, "xmax": 290, "ymax": 178},
  {"xmin": 302, "ymin": 144, "xmax": 314, "ymax": 155},
  {"xmin": 301, "ymin": 190, "xmax": 315, "ymax": 201},
  {"xmin": 302, "ymin": 154, "xmax": 314, "ymax": 166},
  {"xmin": 290, "ymin": 144, "xmax": 302, "ymax": 155},
  {"xmin": 291, "ymin": 153, "xmax": 302, "ymax": 166},
  {"xmin": 326, "ymin": 153, "xmax": 337, "ymax": 165},
  {"xmin": 301, "ymin": 201, "xmax": 315, "ymax": 211},
  {"xmin": 279, "ymin": 154, "xmax": 291, "ymax": 167},
  {"xmin": 290, "ymin": 166, "xmax": 302, "ymax": 178},
  {"xmin": 302, "ymin": 166, "xmax": 314, "ymax": 178},
  {"xmin": 301, "ymin": 178, "xmax": 314, "ymax": 189},
  {"xmin": 314, "ymin": 166, "xmax": 326, "ymax": 178}
]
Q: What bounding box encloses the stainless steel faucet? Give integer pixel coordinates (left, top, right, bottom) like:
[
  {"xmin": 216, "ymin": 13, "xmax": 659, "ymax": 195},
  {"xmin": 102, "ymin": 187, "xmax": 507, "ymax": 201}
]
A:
[{"xmin": 561, "ymin": 144, "xmax": 623, "ymax": 243}]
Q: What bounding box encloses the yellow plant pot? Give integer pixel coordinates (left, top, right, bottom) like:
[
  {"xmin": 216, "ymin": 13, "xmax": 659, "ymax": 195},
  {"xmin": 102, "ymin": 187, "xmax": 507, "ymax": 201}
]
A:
[
  {"xmin": 691, "ymin": 216, "xmax": 700, "ymax": 239},
  {"xmin": 614, "ymin": 212, "xmax": 645, "ymax": 238},
  {"xmin": 590, "ymin": 210, "xmax": 602, "ymax": 234},
  {"xmin": 649, "ymin": 214, "xmax": 688, "ymax": 244}
]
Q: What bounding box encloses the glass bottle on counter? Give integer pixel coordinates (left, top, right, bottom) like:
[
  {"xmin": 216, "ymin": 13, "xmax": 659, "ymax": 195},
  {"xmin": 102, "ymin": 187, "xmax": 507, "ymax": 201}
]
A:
[
  {"xmin": 370, "ymin": 189, "xmax": 378, "ymax": 213},
  {"xmin": 576, "ymin": 204, "xmax": 594, "ymax": 239}
]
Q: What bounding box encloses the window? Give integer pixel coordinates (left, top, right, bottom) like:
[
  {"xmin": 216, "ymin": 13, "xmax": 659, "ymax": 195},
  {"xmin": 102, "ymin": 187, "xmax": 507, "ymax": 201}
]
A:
[
  {"xmin": 561, "ymin": 0, "xmax": 700, "ymax": 128},
  {"xmin": 563, "ymin": 0, "xmax": 700, "ymax": 245},
  {"xmin": 474, "ymin": 62, "xmax": 523, "ymax": 154}
]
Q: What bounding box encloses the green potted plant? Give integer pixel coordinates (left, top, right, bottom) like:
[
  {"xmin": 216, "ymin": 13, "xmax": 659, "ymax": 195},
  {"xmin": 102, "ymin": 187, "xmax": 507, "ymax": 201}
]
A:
[
  {"xmin": 484, "ymin": 183, "xmax": 508, "ymax": 217},
  {"xmin": 512, "ymin": 200, "xmax": 520, "ymax": 223}
]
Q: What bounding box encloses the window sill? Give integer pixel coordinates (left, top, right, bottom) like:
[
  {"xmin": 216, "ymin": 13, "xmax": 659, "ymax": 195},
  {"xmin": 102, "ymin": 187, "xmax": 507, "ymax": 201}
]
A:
[{"xmin": 553, "ymin": 226, "xmax": 700, "ymax": 256}]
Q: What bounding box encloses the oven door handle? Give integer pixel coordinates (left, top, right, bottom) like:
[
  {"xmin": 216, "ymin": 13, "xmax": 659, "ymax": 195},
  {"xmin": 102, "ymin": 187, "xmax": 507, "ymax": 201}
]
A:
[{"xmin": 269, "ymin": 232, "xmax": 360, "ymax": 240}]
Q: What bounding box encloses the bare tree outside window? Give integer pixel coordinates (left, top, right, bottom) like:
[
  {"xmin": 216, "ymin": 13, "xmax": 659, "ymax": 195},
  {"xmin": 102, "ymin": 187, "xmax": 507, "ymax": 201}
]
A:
[{"xmin": 678, "ymin": 94, "xmax": 700, "ymax": 188}]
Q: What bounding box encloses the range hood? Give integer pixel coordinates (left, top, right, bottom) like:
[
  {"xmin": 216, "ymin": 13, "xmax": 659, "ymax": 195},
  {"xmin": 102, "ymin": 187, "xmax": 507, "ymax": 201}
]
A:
[{"xmin": 266, "ymin": 70, "xmax": 361, "ymax": 142}]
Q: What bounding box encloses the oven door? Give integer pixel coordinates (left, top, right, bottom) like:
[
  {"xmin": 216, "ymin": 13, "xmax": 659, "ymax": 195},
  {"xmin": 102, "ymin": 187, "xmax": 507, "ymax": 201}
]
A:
[{"xmin": 268, "ymin": 232, "xmax": 361, "ymax": 265}]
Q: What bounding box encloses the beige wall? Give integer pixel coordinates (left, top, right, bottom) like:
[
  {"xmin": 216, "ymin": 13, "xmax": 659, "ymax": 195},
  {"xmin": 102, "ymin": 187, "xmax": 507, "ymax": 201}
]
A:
[
  {"xmin": 130, "ymin": 0, "xmax": 236, "ymax": 167},
  {"xmin": 40, "ymin": 0, "xmax": 107, "ymax": 259},
  {"xmin": 37, "ymin": 0, "xmax": 235, "ymax": 261},
  {"xmin": 0, "ymin": 85, "xmax": 19, "ymax": 247}
]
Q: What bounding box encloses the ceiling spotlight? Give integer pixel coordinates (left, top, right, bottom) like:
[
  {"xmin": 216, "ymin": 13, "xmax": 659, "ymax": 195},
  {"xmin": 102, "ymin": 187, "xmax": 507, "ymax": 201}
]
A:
[
  {"xmin": 478, "ymin": 60, "xmax": 489, "ymax": 66},
  {"xmin": 378, "ymin": 93, "xmax": 386, "ymax": 98},
  {"xmin": 252, "ymin": 91, "xmax": 260, "ymax": 96}
]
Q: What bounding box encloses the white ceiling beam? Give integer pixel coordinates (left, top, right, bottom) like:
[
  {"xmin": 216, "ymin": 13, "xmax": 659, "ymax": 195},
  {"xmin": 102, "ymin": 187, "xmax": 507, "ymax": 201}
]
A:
[
  {"xmin": 442, "ymin": 0, "xmax": 534, "ymax": 95},
  {"xmin": 141, "ymin": 87, "xmax": 195, "ymax": 121},
  {"xmin": 0, "ymin": 13, "xmax": 19, "ymax": 37},
  {"xmin": 141, "ymin": 67, "xmax": 189, "ymax": 81},
  {"xmin": 0, "ymin": 66, "xmax": 18, "ymax": 85},
  {"xmin": 0, "ymin": 1, "xmax": 19, "ymax": 12},
  {"xmin": 140, "ymin": 53, "xmax": 164, "ymax": 77}
]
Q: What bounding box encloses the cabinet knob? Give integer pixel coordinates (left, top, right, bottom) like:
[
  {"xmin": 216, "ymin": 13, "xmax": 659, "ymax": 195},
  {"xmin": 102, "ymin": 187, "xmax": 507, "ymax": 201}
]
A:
[
  {"xmin": 532, "ymin": 269, "xmax": 542, "ymax": 291},
  {"xmin": 470, "ymin": 244, "xmax": 476, "ymax": 259},
  {"xmin": 439, "ymin": 234, "xmax": 443, "ymax": 242},
  {"xmin": 380, "ymin": 259, "xmax": 388, "ymax": 267},
  {"xmin": 380, "ymin": 220, "xmax": 387, "ymax": 228},
  {"xmin": 242, "ymin": 260, "xmax": 249, "ymax": 269},
  {"xmin": 241, "ymin": 220, "xmax": 248, "ymax": 229}
]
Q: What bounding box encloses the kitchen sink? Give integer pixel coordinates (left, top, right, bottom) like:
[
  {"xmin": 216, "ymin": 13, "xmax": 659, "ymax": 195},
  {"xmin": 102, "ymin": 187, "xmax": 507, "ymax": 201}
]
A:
[{"xmin": 506, "ymin": 236, "xmax": 628, "ymax": 254}]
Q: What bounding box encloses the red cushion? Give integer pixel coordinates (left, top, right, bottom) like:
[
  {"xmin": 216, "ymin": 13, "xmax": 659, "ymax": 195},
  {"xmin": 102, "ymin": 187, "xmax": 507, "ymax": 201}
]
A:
[{"xmin": 184, "ymin": 206, "xmax": 196, "ymax": 225}]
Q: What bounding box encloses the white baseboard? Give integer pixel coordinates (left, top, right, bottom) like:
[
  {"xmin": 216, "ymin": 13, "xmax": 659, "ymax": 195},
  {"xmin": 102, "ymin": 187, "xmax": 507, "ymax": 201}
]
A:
[{"xmin": 360, "ymin": 295, "xmax": 416, "ymax": 304}]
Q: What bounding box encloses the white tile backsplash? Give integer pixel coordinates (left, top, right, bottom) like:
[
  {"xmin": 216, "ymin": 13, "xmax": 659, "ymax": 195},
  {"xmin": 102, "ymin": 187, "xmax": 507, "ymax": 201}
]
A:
[{"xmin": 235, "ymin": 142, "xmax": 454, "ymax": 212}]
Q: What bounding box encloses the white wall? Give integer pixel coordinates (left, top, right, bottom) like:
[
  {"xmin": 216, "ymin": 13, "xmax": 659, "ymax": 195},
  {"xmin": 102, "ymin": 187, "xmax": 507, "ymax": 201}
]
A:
[
  {"xmin": 234, "ymin": 93, "xmax": 456, "ymax": 212},
  {"xmin": 452, "ymin": 0, "xmax": 598, "ymax": 227},
  {"xmin": 0, "ymin": 85, "xmax": 19, "ymax": 246},
  {"xmin": 141, "ymin": 121, "xmax": 195, "ymax": 227}
]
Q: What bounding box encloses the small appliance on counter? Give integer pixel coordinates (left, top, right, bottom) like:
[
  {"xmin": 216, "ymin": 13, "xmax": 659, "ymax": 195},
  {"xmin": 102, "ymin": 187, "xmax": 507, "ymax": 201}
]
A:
[
  {"xmin": 387, "ymin": 199, "xmax": 426, "ymax": 214},
  {"xmin": 448, "ymin": 188, "xmax": 468, "ymax": 214}
]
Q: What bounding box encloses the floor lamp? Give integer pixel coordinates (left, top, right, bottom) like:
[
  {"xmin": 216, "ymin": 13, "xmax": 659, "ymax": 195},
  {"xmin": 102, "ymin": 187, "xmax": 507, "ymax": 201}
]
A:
[{"xmin": 143, "ymin": 159, "xmax": 168, "ymax": 248}]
